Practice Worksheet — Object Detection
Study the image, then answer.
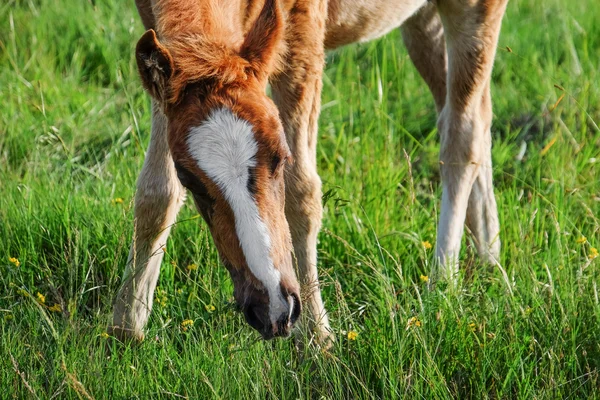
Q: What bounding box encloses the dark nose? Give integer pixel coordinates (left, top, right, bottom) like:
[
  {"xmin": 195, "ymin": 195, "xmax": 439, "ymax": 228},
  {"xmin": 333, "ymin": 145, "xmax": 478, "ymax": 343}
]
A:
[{"xmin": 243, "ymin": 293, "xmax": 301, "ymax": 339}]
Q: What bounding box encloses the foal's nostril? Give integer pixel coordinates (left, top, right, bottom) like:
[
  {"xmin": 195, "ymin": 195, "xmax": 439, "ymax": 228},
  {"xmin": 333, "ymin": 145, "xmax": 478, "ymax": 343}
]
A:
[
  {"xmin": 273, "ymin": 293, "xmax": 301, "ymax": 337},
  {"xmin": 290, "ymin": 293, "xmax": 301, "ymax": 325},
  {"xmin": 244, "ymin": 304, "xmax": 265, "ymax": 332},
  {"xmin": 242, "ymin": 292, "xmax": 302, "ymax": 339}
]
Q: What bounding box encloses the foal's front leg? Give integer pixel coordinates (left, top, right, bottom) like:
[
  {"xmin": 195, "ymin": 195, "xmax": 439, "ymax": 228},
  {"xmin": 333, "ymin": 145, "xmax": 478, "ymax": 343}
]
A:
[
  {"xmin": 271, "ymin": 1, "xmax": 332, "ymax": 345},
  {"xmin": 434, "ymin": 0, "xmax": 507, "ymax": 280},
  {"xmin": 110, "ymin": 101, "xmax": 185, "ymax": 340}
]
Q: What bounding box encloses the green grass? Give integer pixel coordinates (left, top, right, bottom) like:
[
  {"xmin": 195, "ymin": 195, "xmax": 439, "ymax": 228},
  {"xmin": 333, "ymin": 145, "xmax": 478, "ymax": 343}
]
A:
[{"xmin": 1, "ymin": 0, "xmax": 600, "ymax": 398}]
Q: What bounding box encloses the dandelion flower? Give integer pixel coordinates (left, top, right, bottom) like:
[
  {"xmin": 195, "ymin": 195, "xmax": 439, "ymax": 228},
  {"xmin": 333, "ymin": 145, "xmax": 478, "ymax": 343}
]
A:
[
  {"xmin": 48, "ymin": 303, "xmax": 62, "ymax": 312},
  {"xmin": 181, "ymin": 319, "xmax": 194, "ymax": 332},
  {"xmin": 590, "ymin": 247, "xmax": 599, "ymax": 260},
  {"xmin": 36, "ymin": 292, "xmax": 46, "ymax": 304},
  {"xmin": 112, "ymin": 197, "xmax": 124, "ymax": 205},
  {"xmin": 205, "ymin": 304, "xmax": 216, "ymax": 313},
  {"xmin": 347, "ymin": 330, "xmax": 358, "ymax": 341},
  {"xmin": 9, "ymin": 257, "xmax": 20, "ymax": 267},
  {"xmin": 576, "ymin": 236, "xmax": 587, "ymax": 244},
  {"xmin": 406, "ymin": 316, "xmax": 422, "ymax": 329},
  {"xmin": 468, "ymin": 322, "xmax": 477, "ymax": 332},
  {"xmin": 186, "ymin": 263, "xmax": 198, "ymax": 271},
  {"xmin": 420, "ymin": 275, "xmax": 429, "ymax": 283},
  {"xmin": 100, "ymin": 332, "xmax": 109, "ymax": 339},
  {"xmin": 422, "ymin": 241, "xmax": 433, "ymax": 250}
]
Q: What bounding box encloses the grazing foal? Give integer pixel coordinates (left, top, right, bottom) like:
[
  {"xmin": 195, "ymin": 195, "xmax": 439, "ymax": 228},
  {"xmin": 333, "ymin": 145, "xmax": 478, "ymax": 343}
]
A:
[{"xmin": 111, "ymin": 0, "xmax": 507, "ymax": 343}]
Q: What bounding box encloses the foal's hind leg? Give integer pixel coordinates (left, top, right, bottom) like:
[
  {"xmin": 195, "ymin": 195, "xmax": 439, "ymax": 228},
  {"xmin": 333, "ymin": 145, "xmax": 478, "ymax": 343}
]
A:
[
  {"xmin": 271, "ymin": 1, "xmax": 332, "ymax": 346},
  {"xmin": 401, "ymin": 2, "xmax": 447, "ymax": 113},
  {"xmin": 465, "ymin": 84, "xmax": 500, "ymax": 263},
  {"xmin": 402, "ymin": 3, "xmax": 501, "ymax": 268},
  {"xmin": 434, "ymin": 0, "xmax": 507, "ymax": 280},
  {"xmin": 110, "ymin": 101, "xmax": 185, "ymax": 340}
]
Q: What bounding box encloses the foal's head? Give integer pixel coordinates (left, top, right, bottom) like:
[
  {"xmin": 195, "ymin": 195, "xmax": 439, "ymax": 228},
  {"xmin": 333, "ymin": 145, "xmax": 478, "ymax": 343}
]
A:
[{"xmin": 134, "ymin": 1, "xmax": 300, "ymax": 339}]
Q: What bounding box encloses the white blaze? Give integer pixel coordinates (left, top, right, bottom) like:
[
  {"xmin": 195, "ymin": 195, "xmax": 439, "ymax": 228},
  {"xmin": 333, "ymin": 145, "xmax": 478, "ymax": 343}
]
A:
[{"xmin": 187, "ymin": 108, "xmax": 287, "ymax": 324}]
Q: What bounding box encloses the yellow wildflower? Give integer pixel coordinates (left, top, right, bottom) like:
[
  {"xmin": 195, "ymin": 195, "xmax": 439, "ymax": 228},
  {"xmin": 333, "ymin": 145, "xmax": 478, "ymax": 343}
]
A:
[
  {"xmin": 100, "ymin": 332, "xmax": 109, "ymax": 339},
  {"xmin": 347, "ymin": 330, "xmax": 358, "ymax": 341},
  {"xmin": 112, "ymin": 197, "xmax": 124, "ymax": 205},
  {"xmin": 9, "ymin": 257, "xmax": 20, "ymax": 267},
  {"xmin": 422, "ymin": 241, "xmax": 433, "ymax": 250},
  {"xmin": 186, "ymin": 263, "xmax": 198, "ymax": 271},
  {"xmin": 155, "ymin": 287, "xmax": 168, "ymax": 307},
  {"xmin": 48, "ymin": 303, "xmax": 62, "ymax": 312},
  {"xmin": 181, "ymin": 319, "xmax": 194, "ymax": 332},
  {"xmin": 468, "ymin": 322, "xmax": 477, "ymax": 332},
  {"xmin": 419, "ymin": 274, "xmax": 429, "ymax": 283},
  {"xmin": 576, "ymin": 236, "xmax": 587, "ymax": 244},
  {"xmin": 205, "ymin": 304, "xmax": 216, "ymax": 313},
  {"xmin": 590, "ymin": 247, "xmax": 599, "ymax": 260},
  {"xmin": 406, "ymin": 316, "xmax": 422, "ymax": 329},
  {"xmin": 36, "ymin": 292, "xmax": 46, "ymax": 304}
]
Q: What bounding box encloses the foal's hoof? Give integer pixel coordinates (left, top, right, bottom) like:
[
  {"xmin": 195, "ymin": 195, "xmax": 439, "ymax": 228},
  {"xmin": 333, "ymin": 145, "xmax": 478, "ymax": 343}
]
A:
[
  {"xmin": 294, "ymin": 324, "xmax": 335, "ymax": 353},
  {"xmin": 315, "ymin": 328, "xmax": 335, "ymax": 351},
  {"xmin": 107, "ymin": 325, "xmax": 145, "ymax": 343}
]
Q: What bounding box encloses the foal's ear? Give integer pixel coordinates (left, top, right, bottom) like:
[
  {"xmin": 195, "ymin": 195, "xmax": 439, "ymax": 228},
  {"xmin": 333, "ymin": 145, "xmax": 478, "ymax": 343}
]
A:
[
  {"xmin": 240, "ymin": 0, "xmax": 284, "ymax": 81},
  {"xmin": 135, "ymin": 29, "xmax": 174, "ymax": 102}
]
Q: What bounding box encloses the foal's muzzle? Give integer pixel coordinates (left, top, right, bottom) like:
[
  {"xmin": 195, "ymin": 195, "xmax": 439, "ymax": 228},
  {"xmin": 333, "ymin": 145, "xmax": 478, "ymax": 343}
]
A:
[{"xmin": 243, "ymin": 292, "xmax": 301, "ymax": 339}]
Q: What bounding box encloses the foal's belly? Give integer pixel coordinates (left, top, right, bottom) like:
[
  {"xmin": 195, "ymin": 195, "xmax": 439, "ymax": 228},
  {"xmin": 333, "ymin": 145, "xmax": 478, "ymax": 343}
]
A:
[{"xmin": 324, "ymin": 0, "xmax": 428, "ymax": 49}]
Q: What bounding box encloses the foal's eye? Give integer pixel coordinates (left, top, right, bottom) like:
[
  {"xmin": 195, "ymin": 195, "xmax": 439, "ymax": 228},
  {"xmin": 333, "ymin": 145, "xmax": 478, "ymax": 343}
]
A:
[{"xmin": 270, "ymin": 154, "xmax": 282, "ymax": 175}]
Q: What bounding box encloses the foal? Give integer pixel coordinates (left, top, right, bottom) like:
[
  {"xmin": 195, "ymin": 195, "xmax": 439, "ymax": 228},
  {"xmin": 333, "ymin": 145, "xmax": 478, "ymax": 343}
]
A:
[{"xmin": 111, "ymin": 0, "xmax": 507, "ymax": 344}]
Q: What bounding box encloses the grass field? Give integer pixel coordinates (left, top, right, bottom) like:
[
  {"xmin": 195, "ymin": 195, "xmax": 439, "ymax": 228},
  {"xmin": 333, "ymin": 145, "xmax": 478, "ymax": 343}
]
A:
[{"xmin": 1, "ymin": 0, "xmax": 600, "ymax": 398}]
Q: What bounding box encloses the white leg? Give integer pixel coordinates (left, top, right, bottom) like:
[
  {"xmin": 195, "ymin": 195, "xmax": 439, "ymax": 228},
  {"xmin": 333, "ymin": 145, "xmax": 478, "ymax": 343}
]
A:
[
  {"xmin": 110, "ymin": 100, "xmax": 185, "ymax": 340},
  {"xmin": 466, "ymin": 87, "xmax": 500, "ymax": 263},
  {"xmin": 436, "ymin": 106, "xmax": 485, "ymax": 280},
  {"xmin": 434, "ymin": 0, "xmax": 507, "ymax": 281}
]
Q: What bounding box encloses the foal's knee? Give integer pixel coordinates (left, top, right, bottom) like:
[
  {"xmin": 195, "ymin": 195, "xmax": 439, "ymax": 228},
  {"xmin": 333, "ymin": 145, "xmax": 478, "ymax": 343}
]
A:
[{"xmin": 133, "ymin": 169, "xmax": 184, "ymax": 240}]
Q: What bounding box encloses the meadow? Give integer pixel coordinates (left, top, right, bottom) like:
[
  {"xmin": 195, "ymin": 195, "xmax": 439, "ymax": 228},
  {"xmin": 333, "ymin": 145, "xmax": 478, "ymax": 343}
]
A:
[{"xmin": 1, "ymin": 0, "xmax": 599, "ymax": 398}]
